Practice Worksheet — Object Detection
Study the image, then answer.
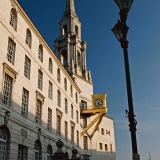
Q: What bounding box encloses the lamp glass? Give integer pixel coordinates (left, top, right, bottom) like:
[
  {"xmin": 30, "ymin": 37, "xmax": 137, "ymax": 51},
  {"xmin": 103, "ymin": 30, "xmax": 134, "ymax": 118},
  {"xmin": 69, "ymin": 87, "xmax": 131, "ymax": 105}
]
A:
[
  {"xmin": 114, "ymin": 0, "xmax": 134, "ymax": 11},
  {"xmin": 112, "ymin": 21, "xmax": 123, "ymax": 41}
]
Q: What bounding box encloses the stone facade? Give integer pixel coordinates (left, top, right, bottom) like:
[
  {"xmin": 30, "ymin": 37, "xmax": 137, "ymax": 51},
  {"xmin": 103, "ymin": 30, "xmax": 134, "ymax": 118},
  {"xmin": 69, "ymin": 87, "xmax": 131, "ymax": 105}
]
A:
[{"xmin": 0, "ymin": 0, "xmax": 116, "ymax": 159}]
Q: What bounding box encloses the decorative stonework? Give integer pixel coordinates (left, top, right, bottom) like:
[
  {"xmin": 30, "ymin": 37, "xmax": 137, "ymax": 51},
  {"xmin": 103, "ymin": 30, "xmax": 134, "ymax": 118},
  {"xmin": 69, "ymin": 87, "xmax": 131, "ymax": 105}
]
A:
[
  {"xmin": 38, "ymin": 128, "xmax": 41, "ymax": 140},
  {"xmin": 11, "ymin": 34, "xmax": 15, "ymax": 41},
  {"xmin": 21, "ymin": 129, "xmax": 27, "ymax": 145},
  {"xmin": 3, "ymin": 62, "xmax": 18, "ymax": 82},
  {"xmin": 70, "ymin": 120, "xmax": 75, "ymax": 128},
  {"xmin": 35, "ymin": 91, "xmax": 45, "ymax": 104},
  {"xmin": 4, "ymin": 111, "xmax": 10, "ymax": 125},
  {"xmin": 10, "ymin": 0, "xmax": 16, "ymax": 8},
  {"xmin": 56, "ymin": 108, "xmax": 63, "ymax": 118}
]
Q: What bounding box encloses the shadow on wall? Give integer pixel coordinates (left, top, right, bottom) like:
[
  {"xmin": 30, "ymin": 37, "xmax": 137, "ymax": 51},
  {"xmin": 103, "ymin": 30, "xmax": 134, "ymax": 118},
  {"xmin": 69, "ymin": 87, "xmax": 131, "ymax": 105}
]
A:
[{"xmin": 0, "ymin": 97, "xmax": 116, "ymax": 160}]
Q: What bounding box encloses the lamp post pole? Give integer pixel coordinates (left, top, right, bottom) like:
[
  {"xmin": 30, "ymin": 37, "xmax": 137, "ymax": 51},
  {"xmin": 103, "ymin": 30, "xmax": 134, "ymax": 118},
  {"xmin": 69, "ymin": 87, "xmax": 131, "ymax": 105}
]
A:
[{"xmin": 112, "ymin": 0, "xmax": 139, "ymax": 158}]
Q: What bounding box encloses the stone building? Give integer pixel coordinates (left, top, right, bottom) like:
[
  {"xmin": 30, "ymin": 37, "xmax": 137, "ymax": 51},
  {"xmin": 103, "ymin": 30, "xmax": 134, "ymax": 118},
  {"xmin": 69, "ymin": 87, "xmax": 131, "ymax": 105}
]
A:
[{"xmin": 0, "ymin": 0, "xmax": 116, "ymax": 159}]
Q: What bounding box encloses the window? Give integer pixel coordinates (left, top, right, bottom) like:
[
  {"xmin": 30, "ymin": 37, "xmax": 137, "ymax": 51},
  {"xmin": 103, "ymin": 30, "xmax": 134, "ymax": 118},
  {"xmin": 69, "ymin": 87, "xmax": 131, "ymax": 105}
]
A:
[
  {"xmin": 70, "ymin": 85, "xmax": 73, "ymax": 97},
  {"xmin": 65, "ymin": 98, "xmax": 68, "ymax": 113},
  {"xmin": 64, "ymin": 78, "xmax": 67, "ymax": 91},
  {"xmin": 76, "ymin": 111, "xmax": 78, "ymax": 123},
  {"xmin": 71, "ymin": 126, "xmax": 74, "ymax": 143},
  {"xmin": 71, "ymin": 105, "xmax": 73, "ymax": 119},
  {"xmin": 46, "ymin": 145, "xmax": 52, "ymax": 160},
  {"xmin": 99, "ymin": 143, "xmax": 103, "ymax": 150},
  {"xmin": 81, "ymin": 100, "xmax": 87, "ymax": 110},
  {"xmin": 34, "ymin": 141, "xmax": 41, "ymax": 160},
  {"xmin": 83, "ymin": 136, "xmax": 88, "ymax": 150},
  {"xmin": 48, "ymin": 81, "xmax": 52, "ymax": 99},
  {"xmin": 64, "ymin": 121, "xmax": 68, "ymax": 140},
  {"xmin": 10, "ymin": 8, "xmax": 17, "ymax": 30},
  {"xmin": 21, "ymin": 88, "xmax": 29, "ymax": 117},
  {"xmin": 75, "ymin": 25, "xmax": 78, "ymax": 35},
  {"xmin": 57, "ymin": 68, "xmax": 60, "ymax": 83},
  {"xmin": 61, "ymin": 50, "xmax": 67, "ymax": 66},
  {"xmin": 57, "ymin": 115, "xmax": 61, "ymax": 135},
  {"xmin": 77, "ymin": 51, "xmax": 81, "ymax": 67},
  {"xmin": 17, "ymin": 145, "xmax": 28, "ymax": 160},
  {"xmin": 83, "ymin": 117, "xmax": 87, "ymax": 128},
  {"xmin": 57, "ymin": 90, "xmax": 61, "ymax": 107},
  {"xmin": 38, "ymin": 70, "xmax": 43, "ymax": 90},
  {"xmin": 101, "ymin": 128, "xmax": 104, "ymax": 135},
  {"xmin": 35, "ymin": 100, "xmax": 42, "ymax": 124},
  {"xmin": 0, "ymin": 128, "xmax": 7, "ymax": 159},
  {"xmin": 63, "ymin": 25, "xmax": 67, "ymax": 35},
  {"xmin": 77, "ymin": 131, "xmax": 79, "ymax": 146},
  {"xmin": 47, "ymin": 108, "xmax": 52, "ymax": 131},
  {"xmin": 105, "ymin": 144, "xmax": 108, "ymax": 151},
  {"xmin": 25, "ymin": 29, "xmax": 31, "ymax": 48},
  {"xmin": 38, "ymin": 45, "xmax": 43, "ymax": 62},
  {"xmin": 24, "ymin": 55, "xmax": 31, "ymax": 79},
  {"xmin": 110, "ymin": 144, "xmax": 113, "ymax": 152},
  {"xmin": 75, "ymin": 93, "xmax": 78, "ymax": 104},
  {"xmin": 48, "ymin": 58, "xmax": 52, "ymax": 73},
  {"xmin": 7, "ymin": 38, "xmax": 15, "ymax": 64},
  {"xmin": 2, "ymin": 74, "xmax": 12, "ymax": 106}
]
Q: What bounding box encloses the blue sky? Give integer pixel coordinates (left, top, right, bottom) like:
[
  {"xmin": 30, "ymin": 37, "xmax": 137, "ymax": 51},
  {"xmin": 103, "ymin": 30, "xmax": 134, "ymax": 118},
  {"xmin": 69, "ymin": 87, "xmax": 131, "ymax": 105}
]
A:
[{"xmin": 18, "ymin": 0, "xmax": 160, "ymax": 159}]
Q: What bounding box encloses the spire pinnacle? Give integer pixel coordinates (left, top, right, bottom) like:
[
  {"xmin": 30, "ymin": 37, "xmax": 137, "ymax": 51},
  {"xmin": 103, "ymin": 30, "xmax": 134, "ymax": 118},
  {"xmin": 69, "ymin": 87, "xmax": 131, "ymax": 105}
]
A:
[{"xmin": 65, "ymin": 0, "xmax": 75, "ymax": 13}]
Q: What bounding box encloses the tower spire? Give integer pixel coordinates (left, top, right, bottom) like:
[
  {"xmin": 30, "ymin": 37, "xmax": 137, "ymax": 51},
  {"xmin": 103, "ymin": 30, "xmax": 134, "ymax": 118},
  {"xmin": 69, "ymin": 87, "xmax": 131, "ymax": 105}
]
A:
[{"xmin": 65, "ymin": 0, "xmax": 75, "ymax": 13}]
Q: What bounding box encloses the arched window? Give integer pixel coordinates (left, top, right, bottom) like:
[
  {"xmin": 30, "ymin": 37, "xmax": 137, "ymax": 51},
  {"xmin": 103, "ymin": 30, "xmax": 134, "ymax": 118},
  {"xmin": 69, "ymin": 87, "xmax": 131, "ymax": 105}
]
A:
[
  {"xmin": 64, "ymin": 78, "xmax": 67, "ymax": 91},
  {"xmin": 77, "ymin": 51, "xmax": 81, "ymax": 68},
  {"xmin": 75, "ymin": 92, "xmax": 78, "ymax": 104},
  {"xmin": 48, "ymin": 58, "xmax": 52, "ymax": 73},
  {"xmin": 62, "ymin": 25, "xmax": 67, "ymax": 35},
  {"xmin": 46, "ymin": 145, "xmax": 52, "ymax": 160},
  {"xmin": 57, "ymin": 68, "xmax": 60, "ymax": 83},
  {"xmin": 10, "ymin": 8, "xmax": 17, "ymax": 30},
  {"xmin": 34, "ymin": 140, "xmax": 41, "ymax": 160},
  {"xmin": 25, "ymin": 29, "xmax": 32, "ymax": 48},
  {"xmin": 38, "ymin": 45, "xmax": 43, "ymax": 62},
  {"xmin": 61, "ymin": 50, "xmax": 67, "ymax": 66},
  {"xmin": 0, "ymin": 128, "xmax": 7, "ymax": 159},
  {"xmin": 70, "ymin": 85, "xmax": 73, "ymax": 98}
]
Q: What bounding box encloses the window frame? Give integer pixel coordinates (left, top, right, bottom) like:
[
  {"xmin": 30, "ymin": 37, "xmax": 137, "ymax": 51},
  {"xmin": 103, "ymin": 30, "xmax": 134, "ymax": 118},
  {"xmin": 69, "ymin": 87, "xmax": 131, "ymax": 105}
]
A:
[
  {"xmin": 38, "ymin": 70, "xmax": 43, "ymax": 90},
  {"xmin": 10, "ymin": 8, "xmax": 17, "ymax": 30},
  {"xmin": 65, "ymin": 98, "xmax": 68, "ymax": 113},
  {"xmin": 57, "ymin": 90, "xmax": 61, "ymax": 107},
  {"xmin": 7, "ymin": 38, "xmax": 16, "ymax": 65},
  {"xmin": 2, "ymin": 74, "xmax": 12, "ymax": 106},
  {"xmin": 35, "ymin": 100, "xmax": 42, "ymax": 124},
  {"xmin": 47, "ymin": 108, "xmax": 52, "ymax": 131},
  {"xmin": 64, "ymin": 121, "xmax": 68, "ymax": 140},
  {"xmin": 24, "ymin": 55, "xmax": 31, "ymax": 79},
  {"xmin": 38, "ymin": 45, "xmax": 43, "ymax": 62},
  {"xmin": 56, "ymin": 115, "xmax": 61, "ymax": 135},
  {"xmin": 83, "ymin": 136, "xmax": 88, "ymax": 150},
  {"xmin": 21, "ymin": 88, "xmax": 29, "ymax": 117},
  {"xmin": 25, "ymin": 29, "xmax": 32, "ymax": 48},
  {"xmin": 48, "ymin": 81, "xmax": 52, "ymax": 99},
  {"xmin": 71, "ymin": 105, "xmax": 73, "ymax": 119},
  {"xmin": 57, "ymin": 68, "xmax": 60, "ymax": 83},
  {"xmin": 48, "ymin": 58, "xmax": 52, "ymax": 73}
]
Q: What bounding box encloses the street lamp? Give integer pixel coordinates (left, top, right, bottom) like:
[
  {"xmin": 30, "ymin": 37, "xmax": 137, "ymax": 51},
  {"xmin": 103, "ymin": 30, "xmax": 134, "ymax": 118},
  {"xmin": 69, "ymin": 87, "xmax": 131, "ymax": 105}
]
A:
[{"xmin": 112, "ymin": 0, "xmax": 140, "ymax": 159}]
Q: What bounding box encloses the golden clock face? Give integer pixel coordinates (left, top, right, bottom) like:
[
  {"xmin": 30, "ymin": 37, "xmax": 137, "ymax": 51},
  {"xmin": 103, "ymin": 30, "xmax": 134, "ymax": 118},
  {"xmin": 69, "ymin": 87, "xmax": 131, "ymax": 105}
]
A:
[{"xmin": 94, "ymin": 99, "xmax": 103, "ymax": 107}]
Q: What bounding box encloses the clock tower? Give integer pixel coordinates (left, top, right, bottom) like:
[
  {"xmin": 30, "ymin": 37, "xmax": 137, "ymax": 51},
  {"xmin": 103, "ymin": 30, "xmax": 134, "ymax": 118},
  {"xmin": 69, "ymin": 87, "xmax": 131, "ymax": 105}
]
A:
[{"xmin": 54, "ymin": 0, "xmax": 92, "ymax": 84}]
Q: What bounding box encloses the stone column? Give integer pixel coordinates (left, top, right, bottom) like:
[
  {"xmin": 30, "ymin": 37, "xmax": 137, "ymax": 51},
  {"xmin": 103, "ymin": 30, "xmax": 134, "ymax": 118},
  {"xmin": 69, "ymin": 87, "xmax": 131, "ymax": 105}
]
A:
[{"xmin": 67, "ymin": 34, "xmax": 70, "ymax": 71}]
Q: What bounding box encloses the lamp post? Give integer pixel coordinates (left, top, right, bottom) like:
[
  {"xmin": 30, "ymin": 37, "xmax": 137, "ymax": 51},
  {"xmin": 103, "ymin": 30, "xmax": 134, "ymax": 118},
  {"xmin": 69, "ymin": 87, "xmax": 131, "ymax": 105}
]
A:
[{"xmin": 112, "ymin": 0, "xmax": 139, "ymax": 159}]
